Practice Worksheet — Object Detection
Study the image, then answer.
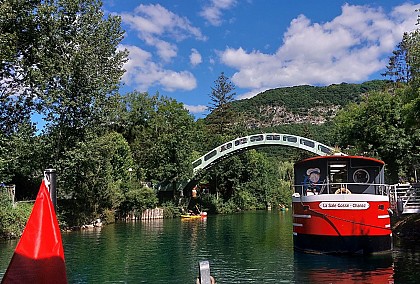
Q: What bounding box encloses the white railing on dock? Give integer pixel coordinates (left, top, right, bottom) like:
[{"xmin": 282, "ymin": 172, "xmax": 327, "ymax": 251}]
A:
[
  {"xmin": 125, "ymin": 208, "xmax": 165, "ymax": 220},
  {"xmin": 141, "ymin": 208, "xmax": 164, "ymax": 220},
  {"xmin": 390, "ymin": 183, "xmax": 420, "ymax": 214}
]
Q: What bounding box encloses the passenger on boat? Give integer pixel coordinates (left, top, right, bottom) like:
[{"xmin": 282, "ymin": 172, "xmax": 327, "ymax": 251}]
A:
[{"xmin": 305, "ymin": 168, "xmax": 321, "ymax": 195}]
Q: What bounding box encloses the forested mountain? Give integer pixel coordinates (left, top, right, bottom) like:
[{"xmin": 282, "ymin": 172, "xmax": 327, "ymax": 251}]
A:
[{"xmin": 230, "ymin": 80, "xmax": 388, "ymax": 129}]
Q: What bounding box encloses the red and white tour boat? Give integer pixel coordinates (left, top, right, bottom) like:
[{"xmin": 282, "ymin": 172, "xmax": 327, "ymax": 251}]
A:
[{"xmin": 292, "ymin": 155, "xmax": 392, "ymax": 254}]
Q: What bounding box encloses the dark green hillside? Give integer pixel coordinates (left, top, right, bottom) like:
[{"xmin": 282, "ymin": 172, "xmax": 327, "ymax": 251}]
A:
[
  {"xmin": 224, "ymin": 80, "xmax": 389, "ymax": 137},
  {"xmin": 231, "ymin": 80, "xmax": 388, "ymax": 114}
]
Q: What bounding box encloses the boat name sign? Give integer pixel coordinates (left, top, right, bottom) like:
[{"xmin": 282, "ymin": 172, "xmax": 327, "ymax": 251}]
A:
[{"xmin": 319, "ymin": 202, "xmax": 370, "ymax": 210}]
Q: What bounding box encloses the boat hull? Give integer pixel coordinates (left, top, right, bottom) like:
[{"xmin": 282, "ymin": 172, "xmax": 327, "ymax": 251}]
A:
[
  {"xmin": 293, "ymin": 234, "xmax": 392, "ymax": 254},
  {"xmin": 292, "ymin": 194, "xmax": 392, "ymax": 254}
]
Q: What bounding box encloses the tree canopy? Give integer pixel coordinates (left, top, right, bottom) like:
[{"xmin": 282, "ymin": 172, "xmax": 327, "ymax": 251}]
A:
[{"xmin": 335, "ymin": 16, "xmax": 420, "ymax": 182}]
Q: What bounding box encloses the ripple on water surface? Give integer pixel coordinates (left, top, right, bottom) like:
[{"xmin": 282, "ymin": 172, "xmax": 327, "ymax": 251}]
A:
[{"xmin": 2, "ymin": 211, "xmax": 419, "ymax": 283}]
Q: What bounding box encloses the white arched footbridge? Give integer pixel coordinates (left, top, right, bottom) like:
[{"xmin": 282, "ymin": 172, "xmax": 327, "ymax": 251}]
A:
[{"xmin": 192, "ymin": 133, "xmax": 338, "ymax": 174}]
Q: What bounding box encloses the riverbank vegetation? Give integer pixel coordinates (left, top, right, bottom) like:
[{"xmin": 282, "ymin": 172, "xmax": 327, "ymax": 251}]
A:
[
  {"xmin": 0, "ymin": 1, "xmax": 419, "ymax": 238},
  {"xmin": 0, "ymin": 191, "xmax": 32, "ymax": 239}
]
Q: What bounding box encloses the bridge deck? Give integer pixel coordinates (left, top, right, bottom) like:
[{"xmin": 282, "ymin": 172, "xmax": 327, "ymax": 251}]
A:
[{"xmin": 192, "ymin": 133, "xmax": 341, "ymax": 174}]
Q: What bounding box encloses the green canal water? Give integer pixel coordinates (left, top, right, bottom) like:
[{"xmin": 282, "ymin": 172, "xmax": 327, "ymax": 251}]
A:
[{"xmin": 1, "ymin": 210, "xmax": 419, "ymax": 283}]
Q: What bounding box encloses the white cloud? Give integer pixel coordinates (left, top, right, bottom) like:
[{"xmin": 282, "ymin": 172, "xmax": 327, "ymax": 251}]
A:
[
  {"xmin": 160, "ymin": 71, "xmax": 197, "ymax": 91},
  {"xmin": 117, "ymin": 4, "xmax": 207, "ymax": 92},
  {"xmin": 200, "ymin": 0, "xmax": 237, "ymax": 26},
  {"xmin": 120, "ymin": 4, "xmax": 206, "ymax": 61},
  {"xmin": 237, "ymin": 88, "xmax": 269, "ymax": 100},
  {"xmin": 120, "ymin": 45, "xmax": 197, "ymax": 92},
  {"xmin": 190, "ymin": 48, "xmax": 202, "ymax": 66},
  {"xmin": 219, "ymin": 3, "xmax": 420, "ymax": 94},
  {"xmin": 143, "ymin": 35, "xmax": 177, "ymax": 62},
  {"xmin": 184, "ymin": 104, "xmax": 208, "ymax": 113}
]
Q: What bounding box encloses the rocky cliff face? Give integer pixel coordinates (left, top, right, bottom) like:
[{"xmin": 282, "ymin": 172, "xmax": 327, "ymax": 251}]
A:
[
  {"xmin": 244, "ymin": 104, "xmax": 341, "ymax": 128},
  {"xmin": 227, "ymin": 80, "xmax": 388, "ymax": 130}
]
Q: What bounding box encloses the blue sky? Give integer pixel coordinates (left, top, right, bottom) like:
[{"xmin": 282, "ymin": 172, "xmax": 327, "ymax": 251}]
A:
[{"xmin": 103, "ymin": 0, "xmax": 420, "ymax": 119}]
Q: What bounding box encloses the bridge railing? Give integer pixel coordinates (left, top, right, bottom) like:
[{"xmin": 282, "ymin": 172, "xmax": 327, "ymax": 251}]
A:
[{"xmin": 192, "ymin": 133, "xmax": 339, "ymax": 174}]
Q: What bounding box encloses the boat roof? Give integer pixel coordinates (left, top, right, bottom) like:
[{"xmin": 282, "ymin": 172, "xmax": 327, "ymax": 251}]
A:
[{"xmin": 295, "ymin": 155, "xmax": 385, "ymax": 166}]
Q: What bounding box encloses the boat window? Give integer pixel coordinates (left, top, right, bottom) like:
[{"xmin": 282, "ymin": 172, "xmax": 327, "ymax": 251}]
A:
[
  {"xmin": 300, "ymin": 139, "xmax": 315, "ymax": 148},
  {"xmin": 353, "ymin": 169, "xmax": 370, "ymax": 183},
  {"xmin": 192, "ymin": 159, "xmax": 202, "ymax": 168},
  {"xmin": 204, "ymin": 150, "xmax": 217, "ymax": 161},
  {"xmin": 283, "ymin": 135, "xmax": 297, "ymax": 143},
  {"xmin": 328, "ymin": 163, "xmax": 348, "ymax": 187}
]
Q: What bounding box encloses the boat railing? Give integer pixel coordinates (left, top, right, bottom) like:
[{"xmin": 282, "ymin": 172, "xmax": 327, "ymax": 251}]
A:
[
  {"xmin": 389, "ymin": 183, "xmax": 420, "ymax": 214},
  {"xmin": 294, "ymin": 182, "xmax": 389, "ymax": 196}
]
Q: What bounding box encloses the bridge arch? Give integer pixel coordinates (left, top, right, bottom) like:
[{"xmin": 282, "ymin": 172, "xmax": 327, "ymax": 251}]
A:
[{"xmin": 192, "ymin": 133, "xmax": 339, "ymax": 174}]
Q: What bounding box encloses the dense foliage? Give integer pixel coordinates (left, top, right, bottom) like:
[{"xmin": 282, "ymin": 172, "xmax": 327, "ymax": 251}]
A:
[
  {"xmin": 231, "ymin": 80, "xmax": 388, "ymax": 115},
  {"xmin": 206, "ymin": 72, "xmax": 237, "ymax": 139},
  {"xmin": 0, "ymin": 191, "xmax": 32, "ymax": 239},
  {"xmin": 334, "ymin": 19, "xmax": 420, "ymax": 183},
  {"xmin": 112, "ymin": 92, "xmax": 197, "ymax": 188},
  {"xmin": 1, "ymin": 1, "xmax": 419, "ymax": 237}
]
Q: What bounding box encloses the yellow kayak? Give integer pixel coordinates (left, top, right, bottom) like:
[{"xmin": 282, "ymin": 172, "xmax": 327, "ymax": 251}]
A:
[{"xmin": 181, "ymin": 212, "xmax": 207, "ymax": 219}]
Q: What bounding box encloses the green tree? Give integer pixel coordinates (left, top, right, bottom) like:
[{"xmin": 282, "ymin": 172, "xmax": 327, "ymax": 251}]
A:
[
  {"xmin": 206, "ymin": 72, "xmax": 237, "ymax": 144},
  {"xmin": 1, "ymin": 0, "xmax": 127, "ymax": 154},
  {"xmin": 237, "ymin": 151, "xmax": 293, "ymax": 209},
  {"xmin": 335, "ymin": 16, "xmax": 420, "ymax": 181},
  {"xmin": 58, "ymin": 132, "xmax": 133, "ymax": 226},
  {"xmin": 1, "ymin": 0, "xmax": 128, "ymax": 210},
  {"xmin": 120, "ymin": 185, "xmax": 158, "ymax": 218},
  {"xmin": 203, "ymin": 150, "xmax": 293, "ymax": 212},
  {"xmin": 0, "ymin": 0, "xmax": 41, "ymax": 135},
  {"xmin": 37, "ymin": 0, "xmax": 128, "ymax": 158},
  {"xmin": 0, "ymin": 1, "xmax": 46, "ymax": 188},
  {"xmin": 114, "ymin": 92, "xmax": 197, "ymax": 191},
  {"xmin": 334, "ymin": 91, "xmax": 414, "ymax": 182},
  {"xmin": 382, "ymin": 35, "xmax": 411, "ymax": 84}
]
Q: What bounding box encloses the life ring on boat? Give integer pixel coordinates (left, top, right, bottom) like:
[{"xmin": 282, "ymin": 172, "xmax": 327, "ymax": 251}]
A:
[{"xmin": 335, "ymin": 188, "xmax": 352, "ymax": 194}]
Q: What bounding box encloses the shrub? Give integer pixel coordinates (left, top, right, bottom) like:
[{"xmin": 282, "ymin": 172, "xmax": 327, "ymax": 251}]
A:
[
  {"xmin": 161, "ymin": 201, "xmax": 181, "ymax": 218},
  {"xmin": 0, "ymin": 192, "xmax": 33, "ymax": 239},
  {"xmin": 101, "ymin": 208, "xmax": 116, "ymax": 224},
  {"xmin": 120, "ymin": 185, "xmax": 158, "ymax": 217},
  {"xmin": 233, "ymin": 189, "xmax": 259, "ymax": 210},
  {"xmin": 201, "ymin": 194, "xmax": 238, "ymax": 214}
]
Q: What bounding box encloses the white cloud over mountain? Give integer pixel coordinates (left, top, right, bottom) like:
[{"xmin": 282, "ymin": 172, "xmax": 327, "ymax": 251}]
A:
[
  {"xmin": 115, "ymin": 2, "xmax": 420, "ymax": 112},
  {"xmin": 222, "ymin": 3, "xmax": 420, "ymax": 99}
]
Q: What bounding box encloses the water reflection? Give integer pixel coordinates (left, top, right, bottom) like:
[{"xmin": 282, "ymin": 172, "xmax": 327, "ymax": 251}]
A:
[
  {"xmin": 1, "ymin": 211, "xmax": 419, "ymax": 283},
  {"xmin": 294, "ymin": 252, "xmax": 394, "ymax": 283},
  {"xmin": 393, "ymin": 239, "xmax": 420, "ymax": 284}
]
